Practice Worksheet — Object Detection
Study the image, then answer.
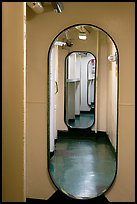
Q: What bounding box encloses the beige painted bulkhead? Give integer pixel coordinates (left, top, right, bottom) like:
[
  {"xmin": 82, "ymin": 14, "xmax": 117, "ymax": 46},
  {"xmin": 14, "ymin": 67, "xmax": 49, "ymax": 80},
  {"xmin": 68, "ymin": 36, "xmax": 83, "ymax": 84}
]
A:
[
  {"xmin": 26, "ymin": 2, "xmax": 135, "ymax": 201},
  {"xmin": 2, "ymin": 2, "xmax": 135, "ymax": 202}
]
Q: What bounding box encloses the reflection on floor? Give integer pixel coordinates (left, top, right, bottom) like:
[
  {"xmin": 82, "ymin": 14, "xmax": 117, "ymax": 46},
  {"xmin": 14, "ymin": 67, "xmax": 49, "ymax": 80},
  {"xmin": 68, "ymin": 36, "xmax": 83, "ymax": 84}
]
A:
[
  {"xmin": 68, "ymin": 112, "xmax": 94, "ymax": 128},
  {"xmin": 49, "ymin": 131, "xmax": 116, "ymax": 199}
]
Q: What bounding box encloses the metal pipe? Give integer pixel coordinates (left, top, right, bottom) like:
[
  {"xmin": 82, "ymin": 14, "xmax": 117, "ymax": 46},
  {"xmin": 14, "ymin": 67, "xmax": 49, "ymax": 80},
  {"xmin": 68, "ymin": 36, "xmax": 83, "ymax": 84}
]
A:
[
  {"xmin": 51, "ymin": 2, "xmax": 64, "ymax": 13},
  {"xmin": 95, "ymin": 31, "xmax": 99, "ymax": 133}
]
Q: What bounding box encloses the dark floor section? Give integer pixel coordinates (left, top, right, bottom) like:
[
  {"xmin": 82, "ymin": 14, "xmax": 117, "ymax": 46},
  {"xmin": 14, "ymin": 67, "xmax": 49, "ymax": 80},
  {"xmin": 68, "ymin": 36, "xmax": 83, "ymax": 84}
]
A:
[
  {"xmin": 26, "ymin": 190, "xmax": 109, "ymax": 203},
  {"xmin": 67, "ymin": 112, "xmax": 94, "ymax": 129},
  {"xmin": 26, "ymin": 198, "xmax": 46, "ymax": 202},
  {"xmin": 47, "ymin": 190, "xmax": 109, "ymax": 203}
]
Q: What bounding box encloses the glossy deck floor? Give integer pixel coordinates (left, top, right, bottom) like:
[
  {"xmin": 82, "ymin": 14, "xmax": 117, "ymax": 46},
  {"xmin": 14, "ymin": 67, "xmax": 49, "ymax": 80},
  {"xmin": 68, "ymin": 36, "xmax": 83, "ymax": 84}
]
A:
[
  {"xmin": 68, "ymin": 112, "xmax": 94, "ymax": 128},
  {"xmin": 49, "ymin": 132, "xmax": 116, "ymax": 199}
]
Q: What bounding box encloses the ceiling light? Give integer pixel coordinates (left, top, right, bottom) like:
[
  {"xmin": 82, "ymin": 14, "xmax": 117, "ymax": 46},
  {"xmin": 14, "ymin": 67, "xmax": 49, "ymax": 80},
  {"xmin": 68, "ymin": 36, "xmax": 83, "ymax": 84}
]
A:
[
  {"xmin": 27, "ymin": 2, "xmax": 44, "ymax": 14},
  {"xmin": 79, "ymin": 32, "xmax": 87, "ymax": 40}
]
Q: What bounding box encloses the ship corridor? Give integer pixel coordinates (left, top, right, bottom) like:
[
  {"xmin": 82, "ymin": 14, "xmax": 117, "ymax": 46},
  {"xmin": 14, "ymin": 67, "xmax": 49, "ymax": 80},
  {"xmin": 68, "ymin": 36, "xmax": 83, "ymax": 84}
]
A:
[{"xmin": 49, "ymin": 130, "xmax": 116, "ymax": 198}]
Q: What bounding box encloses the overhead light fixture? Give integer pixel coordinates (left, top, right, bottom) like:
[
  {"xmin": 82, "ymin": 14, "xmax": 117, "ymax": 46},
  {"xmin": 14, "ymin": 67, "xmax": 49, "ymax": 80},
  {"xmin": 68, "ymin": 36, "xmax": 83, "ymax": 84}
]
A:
[
  {"xmin": 76, "ymin": 25, "xmax": 89, "ymax": 40},
  {"xmin": 79, "ymin": 32, "xmax": 87, "ymax": 40},
  {"xmin": 27, "ymin": 2, "xmax": 44, "ymax": 14},
  {"xmin": 51, "ymin": 2, "xmax": 64, "ymax": 13}
]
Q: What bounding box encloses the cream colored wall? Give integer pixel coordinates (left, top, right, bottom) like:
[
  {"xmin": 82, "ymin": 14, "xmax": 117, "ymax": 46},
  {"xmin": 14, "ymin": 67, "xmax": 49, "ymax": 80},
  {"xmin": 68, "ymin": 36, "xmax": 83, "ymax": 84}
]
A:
[
  {"xmin": 97, "ymin": 31, "xmax": 108, "ymax": 131},
  {"xmin": 2, "ymin": 3, "xmax": 25, "ymax": 202},
  {"xmin": 26, "ymin": 2, "xmax": 135, "ymax": 201}
]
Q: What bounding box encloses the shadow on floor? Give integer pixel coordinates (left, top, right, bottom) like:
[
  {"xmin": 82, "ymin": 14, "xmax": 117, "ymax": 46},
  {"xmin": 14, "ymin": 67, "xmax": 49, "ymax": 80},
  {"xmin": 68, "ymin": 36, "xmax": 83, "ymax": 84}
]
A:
[
  {"xmin": 48, "ymin": 190, "xmax": 109, "ymax": 203},
  {"xmin": 26, "ymin": 190, "xmax": 109, "ymax": 203}
]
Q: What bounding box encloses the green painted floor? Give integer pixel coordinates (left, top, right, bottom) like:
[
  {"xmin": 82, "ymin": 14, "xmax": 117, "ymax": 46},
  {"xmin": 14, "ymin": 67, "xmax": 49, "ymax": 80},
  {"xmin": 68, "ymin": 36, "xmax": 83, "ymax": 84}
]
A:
[
  {"xmin": 49, "ymin": 131, "xmax": 116, "ymax": 199},
  {"xmin": 68, "ymin": 112, "xmax": 94, "ymax": 128}
]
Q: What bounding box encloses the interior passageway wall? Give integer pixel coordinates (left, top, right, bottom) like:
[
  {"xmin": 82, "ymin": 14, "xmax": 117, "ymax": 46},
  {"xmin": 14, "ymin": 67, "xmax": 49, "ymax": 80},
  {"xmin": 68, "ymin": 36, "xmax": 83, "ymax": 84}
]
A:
[{"xmin": 26, "ymin": 2, "xmax": 135, "ymax": 202}]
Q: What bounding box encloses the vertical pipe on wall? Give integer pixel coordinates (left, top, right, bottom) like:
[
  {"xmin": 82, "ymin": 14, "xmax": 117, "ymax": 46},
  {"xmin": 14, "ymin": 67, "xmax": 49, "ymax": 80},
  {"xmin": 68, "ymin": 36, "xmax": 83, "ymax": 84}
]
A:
[
  {"xmin": 49, "ymin": 47, "xmax": 55, "ymax": 153},
  {"xmin": 23, "ymin": 2, "xmax": 26, "ymax": 201},
  {"xmin": 54, "ymin": 45, "xmax": 58, "ymax": 140},
  {"xmin": 95, "ymin": 31, "xmax": 99, "ymax": 133}
]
